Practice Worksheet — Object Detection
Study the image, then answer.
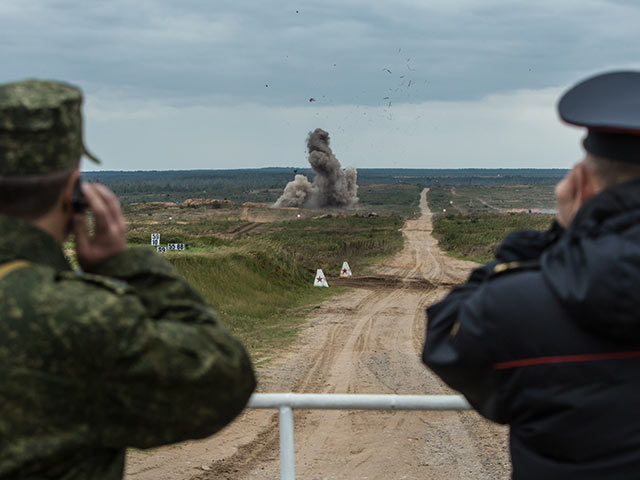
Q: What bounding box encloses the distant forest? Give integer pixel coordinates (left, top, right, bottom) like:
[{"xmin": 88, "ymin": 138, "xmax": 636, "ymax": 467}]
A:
[{"xmin": 84, "ymin": 168, "xmax": 568, "ymax": 204}]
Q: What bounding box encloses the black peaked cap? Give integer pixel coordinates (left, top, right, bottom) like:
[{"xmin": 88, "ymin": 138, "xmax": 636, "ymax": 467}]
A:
[
  {"xmin": 559, "ymin": 71, "xmax": 640, "ymax": 132},
  {"xmin": 558, "ymin": 71, "xmax": 640, "ymax": 163}
]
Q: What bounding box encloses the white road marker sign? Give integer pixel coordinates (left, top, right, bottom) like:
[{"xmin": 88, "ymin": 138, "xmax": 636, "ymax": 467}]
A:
[
  {"xmin": 340, "ymin": 261, "xmax": 352, "ymax": 277},
  {"xmin": 314, "ymin": 269, "xmax": 329, "ymax": 287}
]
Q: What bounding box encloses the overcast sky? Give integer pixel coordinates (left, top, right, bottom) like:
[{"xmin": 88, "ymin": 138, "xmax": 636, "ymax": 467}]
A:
[{"xmin": 2, "ymin": 0, "xmax": 640, "ymax": 170}]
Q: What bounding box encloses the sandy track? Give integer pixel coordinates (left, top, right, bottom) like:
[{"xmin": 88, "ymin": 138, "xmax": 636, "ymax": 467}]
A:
[{"xmin": 125, "ymin": 188, "xmax": 509, "ymax": 480}]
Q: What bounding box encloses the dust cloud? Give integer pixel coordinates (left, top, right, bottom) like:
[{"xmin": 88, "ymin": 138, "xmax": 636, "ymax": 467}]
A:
[{"xmin": 274, "ymin": 128, "xmax": 358, "ymax": 208}]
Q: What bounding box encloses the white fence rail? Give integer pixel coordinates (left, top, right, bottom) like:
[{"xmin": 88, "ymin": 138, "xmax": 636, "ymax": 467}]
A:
[{"xmin": 246, "ymin": 393, "xmax": 472, "ymax": 480}]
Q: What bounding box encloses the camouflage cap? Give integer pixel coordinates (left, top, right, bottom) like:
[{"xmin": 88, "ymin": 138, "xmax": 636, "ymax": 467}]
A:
[{"xmin": 0, "ymin": 79, "xmax": 100, "ymax": 176}]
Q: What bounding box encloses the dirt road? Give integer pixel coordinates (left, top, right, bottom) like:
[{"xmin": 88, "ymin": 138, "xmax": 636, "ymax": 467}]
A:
[{"xmin": 125, "ymin": 188, "xmax": 509, "ymax": 480}]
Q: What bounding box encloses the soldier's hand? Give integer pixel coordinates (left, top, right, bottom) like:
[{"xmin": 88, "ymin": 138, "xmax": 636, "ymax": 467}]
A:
[{"xmin": 73, "ymin": 183, "xmax": 127, "ymax": 271}]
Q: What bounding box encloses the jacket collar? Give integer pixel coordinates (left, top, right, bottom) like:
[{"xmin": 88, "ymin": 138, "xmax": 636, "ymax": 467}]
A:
[
  {"xmin": 0, "ymin": 215, "xmax": 71, "ymax": 272},
  {"xmin": 542, "ymin": 179, "xmax": 640, "ymax": 341},
  {"xmin": 569, "ymin": 179, "xmax": 640, "ymax": 235}
]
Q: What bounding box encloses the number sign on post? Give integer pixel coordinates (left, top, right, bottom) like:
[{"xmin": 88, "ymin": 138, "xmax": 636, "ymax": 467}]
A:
[
  {"xmin": 157, "ymin": 246, "xmax": 167, "ymax": 254},
  {"xmin": 167, "ymin": 243, "xmax": 185, "ymax": 251},
  {"xmin": 151, "ymin": 233, "xmax": 160, "ymax": 246}
]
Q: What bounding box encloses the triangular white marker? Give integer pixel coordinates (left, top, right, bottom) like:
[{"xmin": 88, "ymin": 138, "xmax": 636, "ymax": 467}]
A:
[
  {"xmin": 340, "ymin": 261, "xmax": 352, "ymax": 277},
  {"xmin": 314, "ymin": 269, "xmax": 329, "ymax": 287}
]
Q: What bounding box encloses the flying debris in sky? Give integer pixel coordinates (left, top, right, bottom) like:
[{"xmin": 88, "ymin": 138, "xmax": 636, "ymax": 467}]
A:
[
  {"xmin": 383, "ymin": 68, "xmax": 392, "ymax": 74},
  {"xmin": 309, "ymin": 97, "xmax": 316, "ymax": 102},
  {"xmin": 273, "ymin": 128, "xmax": 358, "ymax": 209}
]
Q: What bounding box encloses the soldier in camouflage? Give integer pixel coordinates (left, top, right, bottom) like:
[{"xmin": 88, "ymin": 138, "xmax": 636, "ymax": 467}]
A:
[{"xmin": 0, "ymin": 80, "xmax": 256, "ymax": 479}]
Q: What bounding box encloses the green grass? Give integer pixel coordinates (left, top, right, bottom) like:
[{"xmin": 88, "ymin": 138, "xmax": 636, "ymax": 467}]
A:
[
  {"xmin": 127, "ymin": 219, "xmax": 246, "ymax": 238},
  {"xmin": 65, "ymin": 209, "xmax": 405, "ymax": 365},
  {"xmin": 259, "ymin": 215, "xmax": 405, "ymax": 274},
  {"xmin": 428, "ymin": 184, "xmax": 557, "ymax": 215},
  {"xmin": 153, "ymin": 214, "xmax": 405, "ymax": 363},
  {"xmin": 427, "ymin": 183, "xmax": 558, "ymax": 262},
  {"xmin": 128, "ymin": 232, "xmax": 231, "ymax": 250},
  {"xmin": 357, "ymin": 183, "xmax": 422, "ymax": 217},
  {"xmin": 166, "ymin": 242, "xmax": 337, "ymax": 363},
  {"xmin": 432, "ymin": 213, "xmax": 554, "ymax": 263},
  {"xmin": 67, "ymin": 184, "xmax": 411, "ymax": 364}
]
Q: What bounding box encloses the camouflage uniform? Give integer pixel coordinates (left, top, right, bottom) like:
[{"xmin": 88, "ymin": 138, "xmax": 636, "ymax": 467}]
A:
[{"xmin": 0, "ymin": 80, "xmax": 256, "ymax": 479}]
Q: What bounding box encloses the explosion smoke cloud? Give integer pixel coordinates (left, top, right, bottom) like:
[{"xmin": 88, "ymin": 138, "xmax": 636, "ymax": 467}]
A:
[{"xmin": 274, "ymin": 128, "xmax": 358, "ymax": 209}]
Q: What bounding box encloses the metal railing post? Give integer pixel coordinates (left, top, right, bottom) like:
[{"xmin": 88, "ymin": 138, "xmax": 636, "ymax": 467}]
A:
[
  {"xmin": 246, "ymin": 393, "xmax": 471, "ymax": 479},
  {"xmin": 279, "ymin": 405, "xmax": 295, "ymax": 480}
]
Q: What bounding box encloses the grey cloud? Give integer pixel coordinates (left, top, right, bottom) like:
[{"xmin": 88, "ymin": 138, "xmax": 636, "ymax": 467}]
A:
[{"xmin": 1, "ymin": 0, "xmax": 640, "ymax": 108}]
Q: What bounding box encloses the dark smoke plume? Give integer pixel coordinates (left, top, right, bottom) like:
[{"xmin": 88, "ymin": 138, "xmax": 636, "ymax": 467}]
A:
[{"xmin": 274, "ymin": 128, "xmax": 358, "ymax": 208}]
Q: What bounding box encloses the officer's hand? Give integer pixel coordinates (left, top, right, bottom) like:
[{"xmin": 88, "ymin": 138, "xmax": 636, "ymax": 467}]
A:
[
  {"xmin": 554, "ymin": 164, "xmax": 583, "ymax": 228},
  {"xmin": 73, "ymin": 183, "xmax": 127, "ymax": 271}
]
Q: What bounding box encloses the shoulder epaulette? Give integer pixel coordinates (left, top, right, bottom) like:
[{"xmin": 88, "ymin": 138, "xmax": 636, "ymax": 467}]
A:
[
  {"xmin": 489, "ymin": 259, "xmax": 540, "ymax": 278},
  {"xmin": 0, "ymin": 260, "xmax": 30, "ymax": 279},
  {"xmin": 57, "ymin": 270, "xmax": 130, "ymax": 294}
]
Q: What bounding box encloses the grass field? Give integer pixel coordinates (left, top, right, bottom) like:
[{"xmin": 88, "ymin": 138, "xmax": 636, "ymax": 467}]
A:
[
  {"xmin": 357, "ymin": 183, "xmax": 422, "ymax": 217},
  {"xmin": 165, "ymin": 244, "xmax": 335, "ymax": 363},
  {"xmin": 260, "ymin": 215, "xmax": 404, "ymax": 274},
  {"xmin": 121, "ymin": 182, "xmax": 558, "ymax": 359},
  {"xmin": 124, "ymin": 210, "xmax": 404, "ymax": 363},
  {"xmin": 428, "ymin": 184, "xmax": 556, "ymax": 215},
  {"xmin": 432, "ymin": 213, "xmax": 554, "ymax": 263},
  {"xmin": 85, "ymin": 168, "xmax": 565, "ymax": 205},
  {"xmin": 426, "ymin": 184, "xmax": 557, "ymax": 262},
  {"xmin": 83, "ymin": 177, "xmax": 562, "ymax": 361}
]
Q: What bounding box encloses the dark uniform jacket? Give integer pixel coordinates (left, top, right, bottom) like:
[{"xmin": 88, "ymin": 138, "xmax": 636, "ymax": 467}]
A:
[
  {"xmin": 0, "ymin": 215, "xmax": 256, "ymax": 479},
  {"xmin": 423, "ymin": 180, "xmax": 640, "ymax": 480}
]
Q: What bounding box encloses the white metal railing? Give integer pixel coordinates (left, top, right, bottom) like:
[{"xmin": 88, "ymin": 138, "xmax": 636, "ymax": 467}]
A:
[{"xmin": 246, "ymin": 393, "xmax": 472, "ymax": 480}]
